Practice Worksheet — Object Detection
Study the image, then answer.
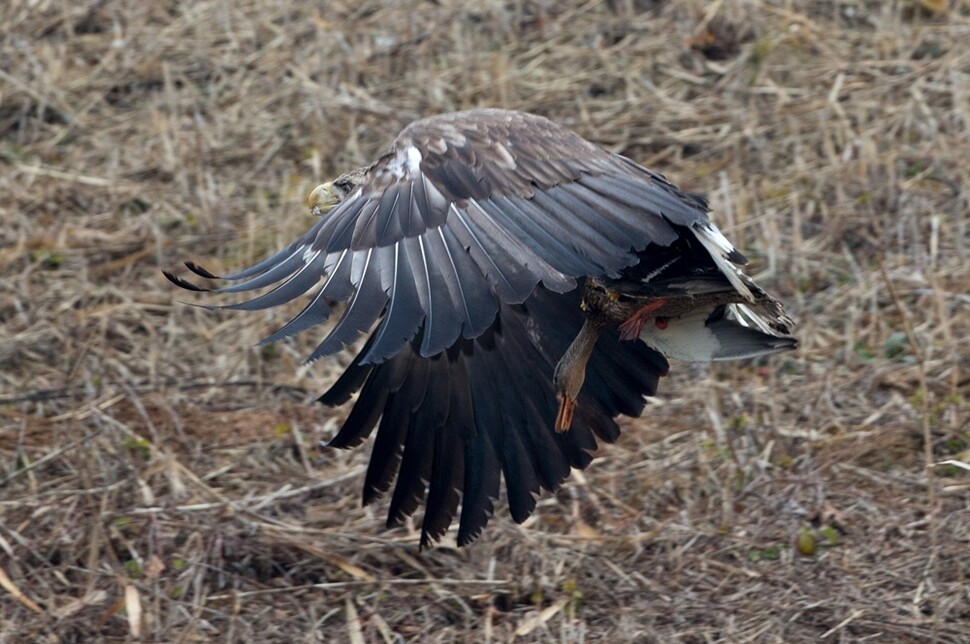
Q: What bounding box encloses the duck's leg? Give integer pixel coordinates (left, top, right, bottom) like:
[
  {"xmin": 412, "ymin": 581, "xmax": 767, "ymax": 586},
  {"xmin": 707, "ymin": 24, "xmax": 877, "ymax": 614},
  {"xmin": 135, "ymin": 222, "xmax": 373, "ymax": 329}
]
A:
[{"xmin": 617, "ymin": 298, "xmax": 668, "ymax": 340}]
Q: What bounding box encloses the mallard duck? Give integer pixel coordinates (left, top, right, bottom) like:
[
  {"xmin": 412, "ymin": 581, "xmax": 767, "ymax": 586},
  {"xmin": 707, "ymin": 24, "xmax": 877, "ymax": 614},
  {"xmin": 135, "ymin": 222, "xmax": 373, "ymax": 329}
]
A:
[
  {"xmin": 553, "ymin": 226, "xmax": 795, "ymax": 430},
  {"xmin": 165, "ymin": 109, "xmax": 795, "ymax": 546}
]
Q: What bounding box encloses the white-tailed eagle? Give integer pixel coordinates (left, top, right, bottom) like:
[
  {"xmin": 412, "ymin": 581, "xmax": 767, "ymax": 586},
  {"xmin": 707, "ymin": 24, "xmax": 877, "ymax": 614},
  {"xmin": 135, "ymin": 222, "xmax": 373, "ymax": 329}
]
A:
[{"xmin": 165, "ymin": 109, "xmax": 795, "ymax": 547}]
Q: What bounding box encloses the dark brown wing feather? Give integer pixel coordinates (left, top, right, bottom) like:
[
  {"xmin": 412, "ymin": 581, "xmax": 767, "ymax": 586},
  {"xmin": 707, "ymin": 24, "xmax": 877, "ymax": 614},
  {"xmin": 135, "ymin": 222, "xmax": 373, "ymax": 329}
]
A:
[
  {"xmin": 165, "ymin": 108, "xmax": 716, "ymax": 544},
  {"xmin": 321, "ymin": 286, "xmax": 668, "ymax": 547}
]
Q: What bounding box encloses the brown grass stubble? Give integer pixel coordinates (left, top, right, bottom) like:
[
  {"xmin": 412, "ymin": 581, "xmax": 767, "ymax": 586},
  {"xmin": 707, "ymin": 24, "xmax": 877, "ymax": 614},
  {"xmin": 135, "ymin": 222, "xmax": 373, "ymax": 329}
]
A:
[{"xmin": 1, "ymin": 1, "xmax": 968, "ymax": 641}]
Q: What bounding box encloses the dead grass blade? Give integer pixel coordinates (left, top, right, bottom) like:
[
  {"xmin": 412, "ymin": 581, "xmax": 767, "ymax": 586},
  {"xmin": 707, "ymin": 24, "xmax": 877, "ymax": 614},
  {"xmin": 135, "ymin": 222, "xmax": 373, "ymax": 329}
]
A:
[{"xmin": 0, "ymin": 566, "xmax": 43, "ymax": 614}]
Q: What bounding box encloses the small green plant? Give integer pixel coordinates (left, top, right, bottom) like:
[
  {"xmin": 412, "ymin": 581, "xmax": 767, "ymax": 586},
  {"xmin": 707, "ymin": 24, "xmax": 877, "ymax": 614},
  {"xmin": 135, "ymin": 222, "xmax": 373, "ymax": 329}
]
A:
[
  {"xmin": 943, "ymin": 393, "xmax": 966, "ymax": 407},
  {"xmin": 123, "ymin": 559, "xmax": 143, "ymax": 579},
  {"xmin": 944, "ymin": 437, "xmax": 967, "ymax": 454},
  {"xmin": 936, "ymin": 464, "xmax": 962, "ymax": 478},
  {"xmin": 854, "ymin": 341, "xmax": 876, "ymax": 362},
  {"xmin": 796, "ymin": 528, "xmax": 816, "ymax": 557},
  {"xmin": 749, "ymin": 36, "xmax": 773, "ymax": 66},
  {"xmin": 749, "ymin": 545, "xmax": 781, "ymax": 562},
  {"xmin": 884, "ymin": 332, "xmax": 910, "ymax": 361},
  {"xmin": 904, "ymin": 158, "xmax": 927, "ymax": 178},
  {"xmin": 819, "ymin": 525, "xmax": 839, "ymax": 546},
  {"xmin": 561, "ymin": 578, "xmax": 583, "ymax": 619},
  {"xmin": 530, "ymin": 588, "xmax": 544, "ymax": 606},
  {"xmin": 273, "ymin": 422, "xmax": 290, "ymax": 438},
  {"xmin": 123, "ymin": 436, "xmax": 152, "ymax": 459},
  {"xmin": 31, "ymin": 249, "xmax": 64, "ymax": 269},
  {"xmin": 909, "ymin": 388, "xmax": 925, "ymax": 409}
]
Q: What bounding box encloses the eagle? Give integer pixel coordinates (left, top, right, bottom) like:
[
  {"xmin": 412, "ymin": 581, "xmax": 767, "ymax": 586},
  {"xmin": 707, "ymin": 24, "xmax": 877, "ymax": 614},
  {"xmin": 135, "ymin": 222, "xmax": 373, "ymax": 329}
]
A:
[{"xmin": 165, "ymin": 109, "xmax": 795, "ymax": 547}]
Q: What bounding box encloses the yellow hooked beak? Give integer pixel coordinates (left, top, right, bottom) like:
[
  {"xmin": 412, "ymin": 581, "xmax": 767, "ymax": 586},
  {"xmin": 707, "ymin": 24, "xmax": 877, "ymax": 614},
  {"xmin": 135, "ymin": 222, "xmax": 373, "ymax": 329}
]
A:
[{"xmin": 307, "ymin": 182, "xmax": 340, "ymax": 216}]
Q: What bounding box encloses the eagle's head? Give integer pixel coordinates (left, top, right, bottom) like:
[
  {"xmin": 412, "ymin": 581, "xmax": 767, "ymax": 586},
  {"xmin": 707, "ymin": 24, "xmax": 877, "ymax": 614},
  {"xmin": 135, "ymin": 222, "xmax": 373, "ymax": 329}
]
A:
[{"xmin": 307, "ymin": 167, "xmax": 366, "ymax": 216}]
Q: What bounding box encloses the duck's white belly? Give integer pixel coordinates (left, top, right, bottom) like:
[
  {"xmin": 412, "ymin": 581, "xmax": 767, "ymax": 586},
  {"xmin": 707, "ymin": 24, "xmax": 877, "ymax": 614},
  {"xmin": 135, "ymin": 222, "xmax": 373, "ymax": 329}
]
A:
[{"xmin": 638, "ymin": 305, "xmax": 795, "ymax": 362}]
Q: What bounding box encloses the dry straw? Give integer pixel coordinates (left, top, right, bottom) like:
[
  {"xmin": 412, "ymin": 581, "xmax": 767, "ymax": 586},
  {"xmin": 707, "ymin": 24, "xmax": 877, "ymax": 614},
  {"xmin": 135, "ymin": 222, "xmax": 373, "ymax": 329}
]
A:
[{"xmin": 1, "ymin": 0, "xmax": 968, "ymax": 641}]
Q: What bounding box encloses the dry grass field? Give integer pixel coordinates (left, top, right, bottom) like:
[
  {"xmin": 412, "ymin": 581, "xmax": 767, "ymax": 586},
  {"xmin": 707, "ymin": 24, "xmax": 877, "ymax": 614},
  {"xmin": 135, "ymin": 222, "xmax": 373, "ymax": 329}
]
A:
[{"xmin": 2, "ymin": 0, "xmax": 969, "ymax": 641}]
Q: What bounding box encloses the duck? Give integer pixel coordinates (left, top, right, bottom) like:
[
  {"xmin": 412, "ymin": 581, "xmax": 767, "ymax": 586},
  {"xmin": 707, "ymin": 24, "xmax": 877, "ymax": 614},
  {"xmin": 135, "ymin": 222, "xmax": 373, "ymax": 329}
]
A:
[{"xmin": 553, "ymin": 223, "xmax": 795, "ymax": 430}]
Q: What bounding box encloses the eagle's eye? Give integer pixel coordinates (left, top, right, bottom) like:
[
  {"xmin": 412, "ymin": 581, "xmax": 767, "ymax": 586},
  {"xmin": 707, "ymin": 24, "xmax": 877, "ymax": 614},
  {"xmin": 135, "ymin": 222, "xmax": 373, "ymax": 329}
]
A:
[{"xmin": 333, "ymin": 179, "xmax": 356, "ymax": 199}]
